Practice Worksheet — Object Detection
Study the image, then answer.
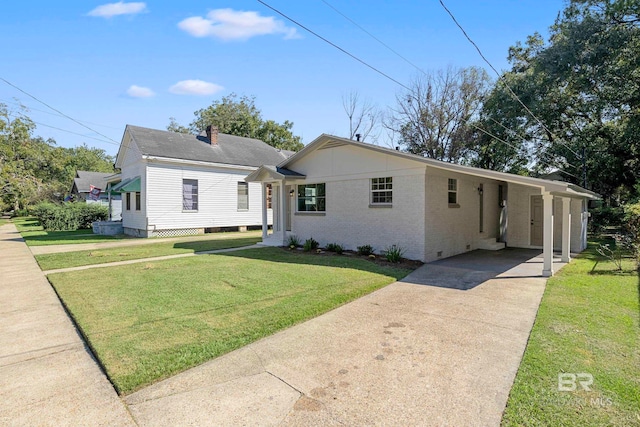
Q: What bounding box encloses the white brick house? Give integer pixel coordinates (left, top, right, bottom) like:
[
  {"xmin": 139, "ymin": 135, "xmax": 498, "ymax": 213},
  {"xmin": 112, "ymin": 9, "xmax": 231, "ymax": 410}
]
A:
[
  {"xmin": 246, "ymin": 134, "xmax": 599, "ymax": 276},
  {"xmin": 114, "ymin": 125, "xmax": 291, "ymax": 237}
]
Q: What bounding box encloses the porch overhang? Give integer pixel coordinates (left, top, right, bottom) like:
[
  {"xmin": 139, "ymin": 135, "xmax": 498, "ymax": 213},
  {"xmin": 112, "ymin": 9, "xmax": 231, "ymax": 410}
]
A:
[
  {"xmin": 245, "ymin": 165, "xmax": 305, "ymax": 183},
  {"xmin": 110, "ymin": 176, "xmax": 140, "ymax": 193}
]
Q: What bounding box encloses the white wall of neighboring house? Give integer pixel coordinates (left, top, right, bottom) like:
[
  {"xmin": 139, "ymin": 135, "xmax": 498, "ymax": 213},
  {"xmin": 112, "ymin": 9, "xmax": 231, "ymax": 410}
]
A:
[
  {"xmin": 145, "ymin": 162, "xmax": 270, "ymax": 232},
  {"xmin": 423, "ymin": 167, "xmax": 502, "ymax": 262},
  {"xmin": 119, "ymin": 135, "xmax": 147, "ymax": 235},
  {"xmin": 288, "ymin": 143, "xmax": 427, "ymax": 261}
]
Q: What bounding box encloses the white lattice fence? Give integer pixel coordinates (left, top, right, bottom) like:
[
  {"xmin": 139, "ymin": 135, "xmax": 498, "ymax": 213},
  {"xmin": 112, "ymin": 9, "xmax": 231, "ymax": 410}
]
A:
[{"xmin": 149, "ymin": 228, "xmax": 203, "ymax": 238}]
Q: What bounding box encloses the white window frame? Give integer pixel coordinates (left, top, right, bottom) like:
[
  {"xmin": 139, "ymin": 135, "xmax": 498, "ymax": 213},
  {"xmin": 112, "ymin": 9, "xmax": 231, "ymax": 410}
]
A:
[
  {"xmin": 448, "ymin": 178, "xmax": 458, "ymax": 206},
  {"xmin": 370, "ymin": 177, "xmax": 393, "ymax": 206},
  {"xmin": 125, "ymin": 192, "xmax": 131, "ymax": 211},
  {"xmin": 237, "ymin": 182, "xmax": 249, "ymax": 211},
  {"xmin": 182, "ymin": 179, "xmax": 198, "ymax": 212},
  {"xmin": 135, "ymin": 192, "xmax": 141, "ymax": 211}
]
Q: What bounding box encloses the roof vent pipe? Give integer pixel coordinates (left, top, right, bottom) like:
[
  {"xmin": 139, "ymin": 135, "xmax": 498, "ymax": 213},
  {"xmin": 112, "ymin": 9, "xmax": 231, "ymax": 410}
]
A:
[
  {"xmin": 396, "ymin": 146, "xmax": 400, "ymax": 151},
  {"xmin": 355, "ymin": 133, "xmax": 361, "ymax": 142}
]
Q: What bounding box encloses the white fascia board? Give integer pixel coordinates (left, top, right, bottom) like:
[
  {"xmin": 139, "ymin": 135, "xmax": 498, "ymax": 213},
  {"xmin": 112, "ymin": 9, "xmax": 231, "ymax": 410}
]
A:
[{"xmin": 142, "ymin": 155, "xmax": 257, "ymax": 171}]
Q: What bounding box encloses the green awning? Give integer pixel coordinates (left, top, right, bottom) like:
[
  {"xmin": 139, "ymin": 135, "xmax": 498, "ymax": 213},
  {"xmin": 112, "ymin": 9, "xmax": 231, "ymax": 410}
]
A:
[{"xmin": 110, "ymin": 176, "xmax": 140, "ymax": 193}]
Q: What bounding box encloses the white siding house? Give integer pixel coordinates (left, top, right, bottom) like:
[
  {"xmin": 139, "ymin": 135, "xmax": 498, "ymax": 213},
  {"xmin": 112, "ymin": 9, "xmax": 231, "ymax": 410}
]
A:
[
  {"xmin": 247, "ymin": 134, "xmax": 599, "ymax": 276},
  {"xmin": 114, "ymin": 125, "xmax": 290, "ymax": 237},
  {"xmin": 70, "ymin": 170, "xmax": 122, "ymax": 220}
]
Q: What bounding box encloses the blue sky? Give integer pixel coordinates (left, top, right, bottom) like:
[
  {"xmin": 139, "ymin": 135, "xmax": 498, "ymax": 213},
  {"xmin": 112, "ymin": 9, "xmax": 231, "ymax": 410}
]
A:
[{"xmin": 1, "ymin": 0, "xmax": 566, "ymax": 157}]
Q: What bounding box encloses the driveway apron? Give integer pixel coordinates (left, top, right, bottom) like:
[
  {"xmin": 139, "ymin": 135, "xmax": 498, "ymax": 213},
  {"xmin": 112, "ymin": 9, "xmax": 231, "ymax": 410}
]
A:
[{"xmin": 126, "ymin": 248, "xmax": 564, "ymax": 426}]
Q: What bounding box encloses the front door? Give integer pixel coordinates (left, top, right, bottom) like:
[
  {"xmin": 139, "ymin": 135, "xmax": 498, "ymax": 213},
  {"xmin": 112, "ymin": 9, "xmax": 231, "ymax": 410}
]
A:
[
  {"xmin": 530, "ymin": 195, "xmax": 543, "ymax": 246},
  {"xmin": 285, "ymin": 185, "xmax": 292, "ymax": 231}
]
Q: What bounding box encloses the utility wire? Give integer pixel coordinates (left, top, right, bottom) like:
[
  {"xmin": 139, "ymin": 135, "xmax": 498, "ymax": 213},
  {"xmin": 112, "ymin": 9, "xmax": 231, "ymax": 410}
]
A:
[
  {"xmin": 319, "ymin": 0, "xmax": 429, "ymax": 77},
  {"xmin": 4, "ymin": 111, "xmax": 120, "ymax": 146},
  {"xmin": 255, "ymin": 0, "xmax": 411, "ymax": 91},
  {"xmin": 438, "ymin": 0, "xmax": 583, "ymax": 159},
  {"xmin": 1, "ymin": 98, "xmax": 121, "ymax": 130},
  {"xmin": 0, "ymin": 77, "xmax": 120, "ymax": 144},
  {"xmin": 312, "ymin": 0, "xmax": 580, "ymax": 178},
  {"xmin": 471, "ymin": 123, "xmax": 582, "ymax": 181}
]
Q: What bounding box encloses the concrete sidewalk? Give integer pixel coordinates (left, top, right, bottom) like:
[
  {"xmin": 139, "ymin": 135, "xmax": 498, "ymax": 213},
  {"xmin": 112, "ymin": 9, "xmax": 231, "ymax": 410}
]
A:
[
  {"xmin": 0, "ymin": 223, "xmax": 135, "ymax": 426},
  {"xmin": 125, "ymin": 249, "xmax": 563, "ymax": 426},
  {"xmin": 42, "ymin": 244, "xmax": 262, "ymax": 275},
  {"xmin": 29, "ymin": 230, "xmax": 262, "ymax": 255}
]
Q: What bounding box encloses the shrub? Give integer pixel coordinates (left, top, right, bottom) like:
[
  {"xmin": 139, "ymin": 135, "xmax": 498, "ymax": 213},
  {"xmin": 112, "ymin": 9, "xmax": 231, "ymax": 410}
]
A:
[
  {"xmin": 287, "ymin": 235, "xmax": 301, "ymax": 248},
  {"xmin": 357, "ymin": 244, "xmax": 374, "ymax": 256},
  {"xmin": 32, "ymin": 202, "xmax": 108, "ymax": 231},
  {"xmin": 325, "ymin": 243, "xmax": 344, "ymax": 254},
  {"xmin": 303, "ymin": 237, "xmax": 319, "ymax": 252},
  {"xmin": 383, "ymin": 244, "xmax": 405, "ymax": 263},
  {"xmin": 589, "ymin": 205, "xmax": 624, "ymax": 233}
]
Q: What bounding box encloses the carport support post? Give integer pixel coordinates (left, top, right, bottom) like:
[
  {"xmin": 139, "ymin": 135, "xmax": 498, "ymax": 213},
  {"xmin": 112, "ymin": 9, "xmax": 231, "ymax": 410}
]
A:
[
  {"xmin": 542, "ymin": 192, "xmax": 554, "ymax": 277},
  {"xmin": 261, "ymin": 182, "xmax": 268, "ymax": 241},
  {"xmin": 279, "ymin": 180, "xmax": 287, "ymax": 246},
  {"xmin": 561, "ymin": 198, "xmax": 571, "ymax": 263}
]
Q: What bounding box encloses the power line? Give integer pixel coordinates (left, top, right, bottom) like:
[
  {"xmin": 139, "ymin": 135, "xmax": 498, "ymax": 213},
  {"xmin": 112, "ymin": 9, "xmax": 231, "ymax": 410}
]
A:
[
  {"xmin": 311, "ymin": 0, "xmax": 580, "ymax": 179},
  {"xmin": 0, "ymin": 98, "xmax": 122, "ymax": 130},
  {"xmin": 471, "ymin": 123, "xmax": 582, "ymax": 181},
  {"xmin": 255, "ymin": 0, "xmax": 411, "ymax": 91},
  {"xmin": 4, "ymin": 111, "xmax": 120, "ymax": 146},
  {"xmin": 319, "ymin": 0, "xmax": 428, "ymax": 77},
  {"xmin": 0, "ymin": 77, "xmax": 120, "ymax": 144},
  {"xmin": 438, "ymin": 0, "xmax": 583, "ymax": 160}
]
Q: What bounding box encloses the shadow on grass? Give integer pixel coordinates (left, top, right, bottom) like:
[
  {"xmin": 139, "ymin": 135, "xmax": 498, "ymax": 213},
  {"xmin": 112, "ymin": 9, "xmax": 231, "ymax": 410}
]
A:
[
  {"xmin": 173, "ymin": 237, "xmax": 262, "ymax": 253},
  {"xmin": 209, "ymin": 246, "xmax": 414, "ymax": 281},
  {"xmin": 22, "ymin": 231, "xmax": 122, "ymax": 244}
]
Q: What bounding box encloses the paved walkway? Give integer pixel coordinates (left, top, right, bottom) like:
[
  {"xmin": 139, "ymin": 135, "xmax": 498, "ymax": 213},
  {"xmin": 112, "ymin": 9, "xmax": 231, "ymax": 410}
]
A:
[
  {"xmin": 42, "ymin": 244, "xmax": 262, "ymax": 275},
  {"xmin": 30, "ymin": 230, "xmax": 262, "ymax": 255},
  {"xmin": 125, "ymin": 249, "xmax": 566, "ymax": 426},
  {"xmin": 0, "ymin": 223, "xmax": 136, "ymax": 426}
]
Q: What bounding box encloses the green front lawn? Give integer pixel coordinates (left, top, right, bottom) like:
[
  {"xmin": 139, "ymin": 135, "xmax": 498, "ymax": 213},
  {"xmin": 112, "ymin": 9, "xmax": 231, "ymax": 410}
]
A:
[
  {"xmin": 14, "ymin": 217, "xmax": 121, "ymax": 246},
  {"xmin": 502, "ymin": 243, "xmax": 640, "ymax": 426},
  {"xmin": 36, "ymin": 235, "xmax": 261, "ymax": 270},
  {"xmin": 48, "ymin": 247, "xmax": 411, "ymax": 394}
]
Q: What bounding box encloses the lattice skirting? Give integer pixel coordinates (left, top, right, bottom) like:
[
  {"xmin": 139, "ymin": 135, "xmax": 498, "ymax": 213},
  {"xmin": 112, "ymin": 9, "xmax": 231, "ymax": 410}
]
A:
[{"xmin": 149, "ymin": 228, "xmax": 204, "ymax": 238}]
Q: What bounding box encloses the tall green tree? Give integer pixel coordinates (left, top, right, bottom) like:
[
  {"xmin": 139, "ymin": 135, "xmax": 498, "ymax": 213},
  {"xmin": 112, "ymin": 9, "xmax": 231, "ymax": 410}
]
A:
[
  {"xmin": 168, "ymin": 93, "xmax": 304, "ymax": 151},
  {"xmin": 0, "ymin": 103, "xmax": 114, "ymax": 211},
  {"xmin": 482, "ymin": 0, "xmax": 640, "ymax": 201}
]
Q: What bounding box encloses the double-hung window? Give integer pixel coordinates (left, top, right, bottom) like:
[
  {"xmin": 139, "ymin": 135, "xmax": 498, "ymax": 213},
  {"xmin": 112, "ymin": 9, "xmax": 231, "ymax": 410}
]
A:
[
  {"xmin": 297, "ymin": 183, "xmax": 325, "ymax": 212},
  {"xmin": 448, "ymin": 178, "xmax": 458, "ymax": 205},
  {"xmin": 183, "ymin": 179, "xmax": 198, "ymax": 211},
  {"xmin": 371, "ymin": 177, "xmax": 392, "ymax": 205},
  {"xmin": 237, "ymin": 182, "xmax": 249, "ymax": 210},
  {"xmin": 125, "ymin": 192, "xmax": 131, "ymax": 210},
  {"xmin": 135, "ymin": 192, "xmax": 141, "ymax": 211}
]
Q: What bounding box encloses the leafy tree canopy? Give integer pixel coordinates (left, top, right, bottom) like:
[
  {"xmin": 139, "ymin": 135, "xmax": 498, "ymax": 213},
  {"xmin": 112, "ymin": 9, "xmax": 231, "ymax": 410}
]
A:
[
  {"xmin": 481, "ymin": 0, "xmax": 640, "ymax": 202},
  {"xmin": 167, "ymin": 93, "xmax": 303, "ymax": 152},
  {"xmin": 0, "ymin": 104, "xmax": 114, "ymax": 211}
]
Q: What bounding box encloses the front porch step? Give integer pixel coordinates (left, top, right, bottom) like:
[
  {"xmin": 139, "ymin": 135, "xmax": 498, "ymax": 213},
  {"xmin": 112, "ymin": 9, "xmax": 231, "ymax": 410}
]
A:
[{"xmin": 478, "ymin": 237, "xmax": 506, "ymax": 251}]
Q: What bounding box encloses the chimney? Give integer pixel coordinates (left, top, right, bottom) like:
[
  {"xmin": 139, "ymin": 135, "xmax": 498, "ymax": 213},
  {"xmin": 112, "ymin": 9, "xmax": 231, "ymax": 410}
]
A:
[
  {"xmin": 206, "ymin": 125, "xmax": 219, "ymax": 145},
  {"xmin": 355, "ymin": 133, "xmax": 361, "ymax": 142}
]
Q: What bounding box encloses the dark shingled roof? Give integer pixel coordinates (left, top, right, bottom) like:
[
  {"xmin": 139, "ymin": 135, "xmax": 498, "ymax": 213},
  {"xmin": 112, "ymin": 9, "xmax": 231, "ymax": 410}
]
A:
[
  {"xmin": 126, "ymin": 125, "xmax": 292, "ymax": 167},
  {"xmin": 72, "ymin": 171, "xmax": 114, "ymax": 193}
]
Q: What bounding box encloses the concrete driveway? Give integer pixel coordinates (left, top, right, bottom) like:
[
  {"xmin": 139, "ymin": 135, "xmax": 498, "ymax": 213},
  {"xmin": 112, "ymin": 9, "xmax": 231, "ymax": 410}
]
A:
[{"xmin": 126, "ymin": 248, "xmax": 563, "ymax": 426}]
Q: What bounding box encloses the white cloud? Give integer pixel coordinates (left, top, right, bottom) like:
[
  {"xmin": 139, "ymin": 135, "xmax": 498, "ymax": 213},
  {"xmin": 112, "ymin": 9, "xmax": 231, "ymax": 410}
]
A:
[
  {"xmin": 177, "ymin": 8, "xmax": 299, "ymax": 41},
  {"xmin": 169, "ymin": 80, "xmax": 224, "ymax": 96},
  {"xmin": 126, "ymin": 85, "xmax": 155, "ymax": 98},
  {"xmin": 88, "ymin": 2, "xmax": 147, "ymax": 18}
]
